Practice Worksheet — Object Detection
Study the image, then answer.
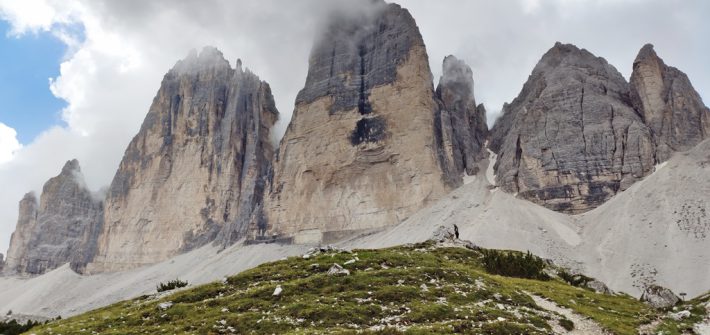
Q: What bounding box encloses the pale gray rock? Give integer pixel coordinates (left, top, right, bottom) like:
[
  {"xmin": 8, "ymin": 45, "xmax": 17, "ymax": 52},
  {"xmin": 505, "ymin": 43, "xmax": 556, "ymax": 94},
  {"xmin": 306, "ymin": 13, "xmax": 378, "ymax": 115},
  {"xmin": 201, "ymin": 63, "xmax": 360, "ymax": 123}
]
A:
[
  {"xmin": 640, "ymin": 284, "xmax": 680, "ymax": 309},
  {"xmin": 490, "ymin": 42, "xmax": 655, "ymax": 213},
  {"xmin": 327, "ymin": 263, "xmax": 350, "ymax": 276},
  {"xmin": 630, "ymin": 44, "xmax": 710, "ymax": 162},
  {"xmin": 263, "ymin": 1, "xmax": 457, "ymax": 244},
  {"xmin": 4, "ymin": 160, "xmax": 104, "ymax": 275},
  {"xmin": 435, "ymin": 55, "xmax": 488, "ymax": 177},
  {"xmin": 585, "ymin": 280, "xmax": 613, "ymax": 295},
  {"xmin": 87, "ymin": 47, "xmax": 278, "ymax": 273},
  {"xmin": 3, "ymin": 192, "xmax": 38, "ymax": 274},
  {"xmin": 0, "ymin": 253, "xmax": 4, "ymax": 272}
]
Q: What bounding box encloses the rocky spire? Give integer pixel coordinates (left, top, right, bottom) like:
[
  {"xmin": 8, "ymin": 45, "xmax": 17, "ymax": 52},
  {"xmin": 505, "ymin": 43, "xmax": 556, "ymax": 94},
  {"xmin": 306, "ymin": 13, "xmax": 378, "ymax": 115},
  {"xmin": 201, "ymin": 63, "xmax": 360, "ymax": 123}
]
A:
[
  {"xmin": 435, "ymin": 55, "xmax": 488, "ymax": 176},
  {"xmin": 261, "ymin": 1, "xmax": 461, "ymax": 244},
  {"xmin": 3, "ymin": 160, "xmax": 104, "ymax": 275},
  {"xmin": 490, "ymin": 42, "xmax": 655, "ymax": 213},
  {"xmin": 630, "ymin": 44, "xmax": 710, "ymax": 162},
  {"xmin": 86, "ymin": 47, "xmax": 278, "ymax": 273}
]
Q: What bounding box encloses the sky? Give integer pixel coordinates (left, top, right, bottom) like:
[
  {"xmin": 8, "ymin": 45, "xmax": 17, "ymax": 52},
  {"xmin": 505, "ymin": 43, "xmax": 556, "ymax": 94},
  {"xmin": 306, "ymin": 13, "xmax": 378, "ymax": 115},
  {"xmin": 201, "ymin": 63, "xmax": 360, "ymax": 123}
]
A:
[{"xmin": 0, "ymin": 0, "xmax": 708, "ymax": 254}]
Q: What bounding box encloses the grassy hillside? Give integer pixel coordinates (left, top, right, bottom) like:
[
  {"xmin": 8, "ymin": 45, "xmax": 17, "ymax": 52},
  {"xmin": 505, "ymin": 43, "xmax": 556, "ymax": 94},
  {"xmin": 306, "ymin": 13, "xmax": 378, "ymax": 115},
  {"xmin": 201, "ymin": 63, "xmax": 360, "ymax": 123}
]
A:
[{"xmin": 22, "ymin": 242, "xmax": 702, "ymax": 334}]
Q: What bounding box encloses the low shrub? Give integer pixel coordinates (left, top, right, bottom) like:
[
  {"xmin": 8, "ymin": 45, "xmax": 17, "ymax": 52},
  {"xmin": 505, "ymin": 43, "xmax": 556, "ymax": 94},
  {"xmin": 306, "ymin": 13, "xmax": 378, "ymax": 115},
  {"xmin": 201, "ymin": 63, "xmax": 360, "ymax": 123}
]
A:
[
  {"xmin": 481, "ymin": 250, "xmax": 550, "ymax": 280},
  {"xmin": 559, "ymin": 318, "xmax": 575, "ymax": 331},
  {"xmin": 156, "ymin": 279, "xmax": 188, "ymax": 292},
  {"xmin": 0, "ymin": 319, "xmax": 42, "ymax": 335},
  {"xmin": 558, "ymin": 270, "xmax": 593, "ymax": 287}
]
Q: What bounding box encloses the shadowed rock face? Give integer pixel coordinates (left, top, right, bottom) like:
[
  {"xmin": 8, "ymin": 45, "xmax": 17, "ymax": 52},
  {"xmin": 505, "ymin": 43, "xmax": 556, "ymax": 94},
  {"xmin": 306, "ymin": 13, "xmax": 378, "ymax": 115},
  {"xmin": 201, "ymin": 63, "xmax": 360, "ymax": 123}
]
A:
[
  {"xmin": 630, "ymin": 44, "xmax": 710, "ymax": 162},
  {"xmin": 490, "ymin": 43, "xmax": 655, "ymax": 213},
  {"xmin": 435, "ymin": 55, "xmax": 488, "ymax": 176},
  {"xmin": 87, "ymin": 48, "xmax": 278, "ymax": 273},
  {"xmin": 4, "ymin": 160, "xmax": 104, "ymax": 275},
  {"xmin": 262, "ymin": 1, "xmax": 465, "ymax": 244}
]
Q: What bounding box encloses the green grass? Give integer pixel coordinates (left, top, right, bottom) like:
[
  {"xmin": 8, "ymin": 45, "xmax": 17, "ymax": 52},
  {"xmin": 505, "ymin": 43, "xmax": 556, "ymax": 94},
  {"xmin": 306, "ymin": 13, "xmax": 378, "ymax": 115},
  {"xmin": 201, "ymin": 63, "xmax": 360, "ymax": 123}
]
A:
[{"xmin": 25, "ymin": 242, "xmax": 665, "ymax": 334}]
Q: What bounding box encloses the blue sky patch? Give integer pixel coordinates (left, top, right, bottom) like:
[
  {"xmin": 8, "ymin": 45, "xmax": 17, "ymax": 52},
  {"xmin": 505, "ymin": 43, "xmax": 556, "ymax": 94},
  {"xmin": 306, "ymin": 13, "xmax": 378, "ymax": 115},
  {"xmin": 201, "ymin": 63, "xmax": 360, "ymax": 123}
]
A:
[{"xmin": 0, "ymin": 20, "xmax": 68, "ymax": 144}]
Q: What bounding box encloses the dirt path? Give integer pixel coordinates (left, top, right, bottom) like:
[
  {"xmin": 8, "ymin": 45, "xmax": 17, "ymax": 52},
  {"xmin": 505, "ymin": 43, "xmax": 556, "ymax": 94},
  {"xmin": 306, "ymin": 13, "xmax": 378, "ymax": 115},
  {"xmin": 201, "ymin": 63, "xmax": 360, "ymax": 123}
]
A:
[{"xmin": 528, "ymin": 294, "xmax": 609, "ymax": 334}]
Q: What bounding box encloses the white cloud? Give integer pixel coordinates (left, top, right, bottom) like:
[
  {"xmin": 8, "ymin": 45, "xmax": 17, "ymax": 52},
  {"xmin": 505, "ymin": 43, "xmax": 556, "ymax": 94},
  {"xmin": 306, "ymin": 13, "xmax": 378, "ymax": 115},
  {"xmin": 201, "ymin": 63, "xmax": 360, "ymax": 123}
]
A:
[
  {"xmin": 0, "ymin": 123, "xmax": 21, "ymax": 164},
  {"xmin": 0, "ymin": 0, "xmax": 708, "ymax": 253}
]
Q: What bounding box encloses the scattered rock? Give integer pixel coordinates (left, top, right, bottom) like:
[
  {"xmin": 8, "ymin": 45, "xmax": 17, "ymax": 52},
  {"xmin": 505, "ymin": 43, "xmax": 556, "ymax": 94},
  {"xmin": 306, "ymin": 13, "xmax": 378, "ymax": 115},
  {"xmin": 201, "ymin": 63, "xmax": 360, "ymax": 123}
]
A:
[
  {"xmin": 157, "ymin": 302, "xmax": 173, "ymax": 310},
  {"xmin": 429, "ymin": 225, "xmax": 457, "ymax": 243},
  {"xmin": 327, "ymin": 264, "xmax": 350, "ymax": 276},
  {"xmin": 669, "ymin": 310, "xmax": 691, "ymax": 321},
  {"xmin": 585, "ymin": 280, "xmax": 613, "ymax": 295},
  {"xmin": 640, "ymin": 285, "xmax": 680, "ymax": 309},
  {"xmin": 272, "ymin": 285, "xmax": 283, "ymax": 297}
]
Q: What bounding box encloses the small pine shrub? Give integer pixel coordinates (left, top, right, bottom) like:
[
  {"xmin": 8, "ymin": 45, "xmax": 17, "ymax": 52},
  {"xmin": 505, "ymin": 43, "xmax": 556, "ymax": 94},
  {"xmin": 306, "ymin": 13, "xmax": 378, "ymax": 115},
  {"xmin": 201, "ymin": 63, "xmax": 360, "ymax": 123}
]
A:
[
  {"xmin": 0, "ymin": 319, "xmax": 42, "ymax": 335},
  {"xmin": 157, "ymin": 279, "xmax": 188, "ymax": 292},
  {"xmin": 481, "ymin": 250, "xmax": 550, "ymax": 280},
  {"xmin": 559, "ymin": 318, "xmax": 575, "ymax": 331},
  {"xmin": 558, "ymin": 270, "xmax": 593, "ymax": 287}
]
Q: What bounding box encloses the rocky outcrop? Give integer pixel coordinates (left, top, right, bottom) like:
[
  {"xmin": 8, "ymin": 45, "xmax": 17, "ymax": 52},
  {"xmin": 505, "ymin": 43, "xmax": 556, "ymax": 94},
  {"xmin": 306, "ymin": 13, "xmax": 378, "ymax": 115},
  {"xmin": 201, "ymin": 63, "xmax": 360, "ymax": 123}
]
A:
[
  {"xmin": 490, "ymin": 42, "xmax": 655, "ymax": 213},
  {"xmin": 640, "ymin": 285, "xmax": 680, "ymax": 309},
  {"xmin": 86, "ymin": 48, "xmax": 278, "ymax": 273},
  {"xmin": 630, "ymin": 44, "xmax": 710, "ymax": 162},
  {"xmin": 262, "ymin": 2, "xmax": 466, "ymax": 244},
  {"xmin": 3, "ymin": 160, "xmax": 103, "ymax": 275},
  {"xmin": 0, "ymin": 253, "xmax": 4, "ymax": 272},
  {"xmin": 3, "ymin": 193, "xmax": 38, "ymax": 274},
  {"xmin": 435, "ymin": 55, "xmax": 488, "ymax": 176}
]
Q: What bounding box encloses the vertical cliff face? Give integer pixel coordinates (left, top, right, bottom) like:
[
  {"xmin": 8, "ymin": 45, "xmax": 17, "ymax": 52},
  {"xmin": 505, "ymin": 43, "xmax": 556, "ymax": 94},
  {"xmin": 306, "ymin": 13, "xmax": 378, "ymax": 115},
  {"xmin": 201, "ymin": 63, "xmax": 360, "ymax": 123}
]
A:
[
  {"xmin": 435, "ymin": 55, "xmax": 488, "ymax": 176},
  {"xmin": 4, "ymin": 193, "xmax": 39, "ymax": 274},
  {"xmin": 87, "ymin": 48, "xmax": 278, "ymax": 273},
  {"xmin": 630, "ymin": 44, "xmax": 710, "ymax": 162},
  {"xmin": 490, "ymin": 43, "xmax": 655, "ymax": 213},
  {"xmin": 262, "ymin": 2, "xmax": 463, "ymax": 244},
  {"xmin": 3, "ymin": 160, "xmax": 103, "ymax": 275}
]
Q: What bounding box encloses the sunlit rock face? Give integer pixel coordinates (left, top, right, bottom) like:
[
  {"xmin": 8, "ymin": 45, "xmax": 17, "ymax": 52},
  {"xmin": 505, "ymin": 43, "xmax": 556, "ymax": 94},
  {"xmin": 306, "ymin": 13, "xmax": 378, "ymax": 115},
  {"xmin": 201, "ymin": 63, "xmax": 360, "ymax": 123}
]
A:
[
  {"xmin": 4, "ymin": 160, "xmax": 104, "ymax": 275},
  {"xmin": 490, "ymin": 43, "xmax": 655, "ymax": 214},
  {"xmin": 629, "ymin": 44, "xmax": 710, "ymax": 162},
  {"xmin": 262, "ymin": 2, "xmax": 479, "ymax": 244},
  {"xmin": 87, "ymin": 48, "xmax": 278, "ymax": 273}
]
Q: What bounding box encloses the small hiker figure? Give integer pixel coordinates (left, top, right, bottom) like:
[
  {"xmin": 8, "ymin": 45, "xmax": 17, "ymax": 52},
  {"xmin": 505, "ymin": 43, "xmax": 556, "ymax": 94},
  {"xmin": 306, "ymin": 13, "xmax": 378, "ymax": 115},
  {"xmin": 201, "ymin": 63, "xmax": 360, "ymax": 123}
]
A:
[{"xmin": 454, "ymin": 224, "xmax": 459, "ymax": 239}]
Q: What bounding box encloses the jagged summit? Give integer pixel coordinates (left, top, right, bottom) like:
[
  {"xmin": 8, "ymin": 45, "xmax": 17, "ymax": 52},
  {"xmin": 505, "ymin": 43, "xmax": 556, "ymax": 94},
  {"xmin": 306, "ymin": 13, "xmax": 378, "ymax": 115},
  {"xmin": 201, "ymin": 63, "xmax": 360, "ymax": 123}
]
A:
[
  {"xmin": 490, "ymin": 42, "xmax": 655, "ymax": 213},
  {"xmin": 3, "ymin": 159, "xmax": 103, "ymax": 275},
  {"xmin": 262, "ymin": 1, "xmax": 482, "ymax": 244},
  {"xmin": 436, "ymin": 55, "xmax": 488, "ymax": 176},
  {"xmin": 86, "ymin": 47, "xmax": 279, "ymax": 273},
  {"xmin": 630, "ymin": 43, "xmax": 710, "ymax": 161},
  {"xmin": 172, "ymin": 46, "xmax": 231, "ymax": 74},
  {"xmin": 60, "ymin": 158, "xmax": 80, "ymax": 175}
]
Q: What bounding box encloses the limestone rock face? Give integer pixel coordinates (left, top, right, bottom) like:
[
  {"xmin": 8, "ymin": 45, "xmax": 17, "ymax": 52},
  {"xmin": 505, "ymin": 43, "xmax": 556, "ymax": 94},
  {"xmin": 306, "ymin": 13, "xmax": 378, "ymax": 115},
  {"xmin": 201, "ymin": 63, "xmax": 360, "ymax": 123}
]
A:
[
  {"xmin": 490, "ymin": 43, "xmax": 655, "ymax": 213},
  {"xmin": 87, "ymin": 48, "xmax": 278, "ymax": 272},
  {"xmin": 262, "ymin": 2, "xmax": 457, "ymax": 244},
  {"xmin": 0, "ymin": 253, "xmax": 3, "ymax": 272},
  {"xmin": 4, "ymin": 160, "xmax": 103, "ymax": 275},
  {"xmin": 3, "ymin": 192, "xmax": 38, "ymax": 274},
  {"xmin": 630, "ymin": 44, "xmax": 710, "ymax": 162},
  {"xmin": 435, "ymin": 55, "xmax": 488, "ymax": 176}
]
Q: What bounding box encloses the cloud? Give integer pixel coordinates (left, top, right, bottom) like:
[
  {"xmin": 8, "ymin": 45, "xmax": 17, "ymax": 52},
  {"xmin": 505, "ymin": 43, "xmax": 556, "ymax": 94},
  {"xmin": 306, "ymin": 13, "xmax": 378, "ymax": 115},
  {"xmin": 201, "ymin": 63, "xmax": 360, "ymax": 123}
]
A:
[
  {"xmin": 0, "ymin": 123, "xmax": 21, "ymax": 164},
  {"xmin": 0, "ymin": 0, "xmax": 708, "ymax": 253}
]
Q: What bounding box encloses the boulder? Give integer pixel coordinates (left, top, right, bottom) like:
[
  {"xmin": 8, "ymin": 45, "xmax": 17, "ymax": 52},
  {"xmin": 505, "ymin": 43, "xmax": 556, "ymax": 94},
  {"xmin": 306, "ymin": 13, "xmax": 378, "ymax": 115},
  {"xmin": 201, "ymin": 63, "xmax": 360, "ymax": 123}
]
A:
[
  {"xmin": 327, "ymin": 263, "xmax": 350, "ymax": 276},
  {"xmin": 640, "ymin": 285, "xmax": 680, "ymax": 309}
]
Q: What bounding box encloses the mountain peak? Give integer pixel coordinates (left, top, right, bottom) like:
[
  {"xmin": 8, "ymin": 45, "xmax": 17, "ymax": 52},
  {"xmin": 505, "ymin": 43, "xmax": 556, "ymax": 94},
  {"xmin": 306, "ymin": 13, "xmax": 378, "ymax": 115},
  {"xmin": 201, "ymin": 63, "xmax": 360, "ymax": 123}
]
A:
[{"xmin": 60, "ymin": 159, "xmax": 81, "ymax": 175}]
